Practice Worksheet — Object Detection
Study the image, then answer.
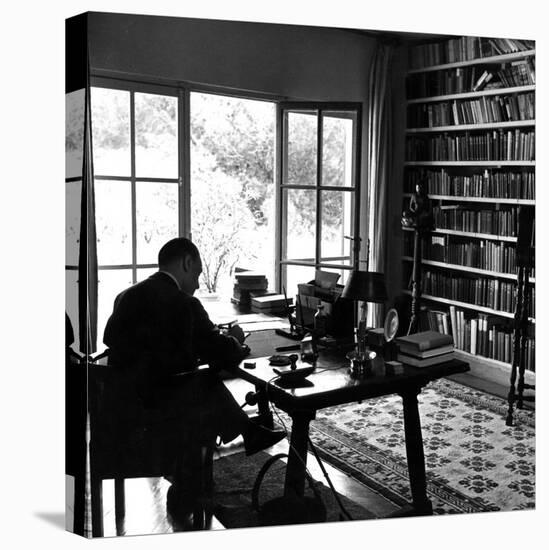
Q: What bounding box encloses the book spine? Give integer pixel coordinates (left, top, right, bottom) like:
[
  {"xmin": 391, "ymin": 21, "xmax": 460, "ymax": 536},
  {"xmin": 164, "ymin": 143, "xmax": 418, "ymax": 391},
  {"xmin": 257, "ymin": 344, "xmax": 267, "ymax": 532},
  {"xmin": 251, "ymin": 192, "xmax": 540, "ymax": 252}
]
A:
[
  {"xmin": 471, "ymin": 318, "xmax": 477, "ymax": 355},
  {"xmin": 449, "ymin": 305, "xmax": 457, "ymax": 343}
]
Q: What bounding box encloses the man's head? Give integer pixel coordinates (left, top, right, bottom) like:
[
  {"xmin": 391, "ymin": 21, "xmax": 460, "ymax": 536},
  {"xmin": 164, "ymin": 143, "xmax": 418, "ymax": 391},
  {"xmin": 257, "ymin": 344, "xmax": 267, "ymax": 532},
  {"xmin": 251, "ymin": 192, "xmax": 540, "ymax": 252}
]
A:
[{"xmin": 158, "ymin": 238, "xmax": 202, "ymax": 295}]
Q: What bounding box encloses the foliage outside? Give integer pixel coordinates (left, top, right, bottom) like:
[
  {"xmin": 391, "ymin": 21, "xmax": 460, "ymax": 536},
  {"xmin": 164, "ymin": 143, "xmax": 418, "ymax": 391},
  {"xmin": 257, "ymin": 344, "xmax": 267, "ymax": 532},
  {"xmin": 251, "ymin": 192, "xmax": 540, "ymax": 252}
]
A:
[{"xmin": 77, "ymin": 88, "xmax": 351, "ymax": 298}]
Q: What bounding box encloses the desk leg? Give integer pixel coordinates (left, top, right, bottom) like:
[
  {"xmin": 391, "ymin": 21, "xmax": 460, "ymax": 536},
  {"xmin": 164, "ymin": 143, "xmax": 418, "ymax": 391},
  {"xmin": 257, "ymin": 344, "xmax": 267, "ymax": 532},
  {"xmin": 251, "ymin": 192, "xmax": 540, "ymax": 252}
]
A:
[
  {"xmin": 284, "ymin": 410, "xmax": 315, "ymax": 498},
  {"xmin": 256, "ymin": 385, "xmax": 273, "ymax": 429},
  {"xmin": 400, "ymin": 389, "xmax": 432, "ymax": 516}
]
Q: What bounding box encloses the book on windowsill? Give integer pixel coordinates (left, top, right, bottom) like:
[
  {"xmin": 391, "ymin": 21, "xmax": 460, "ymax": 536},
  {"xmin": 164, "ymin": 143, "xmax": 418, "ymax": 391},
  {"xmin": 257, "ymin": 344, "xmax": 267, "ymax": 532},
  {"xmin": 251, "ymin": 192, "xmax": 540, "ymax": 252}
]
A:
[
  {"xmin": 251, "ymin": 293, "xmax": 291, "ymax": 309},
  {"xmin": 234, "ymin": 279, "xmax": 269, "ymax": 291},
  {"xmin": 397, "ymin": 351, "xmax": 455, "ymax": 367},
  {"xmin": 395, "ymin": 330, "xmax": 453, "ymax": 352},
  {"xmin": 397, "ymin": 343, "xmax": 455, "ymax": 359},
  {"xmin": 235, "ymin": 270, "xmax": 267, "ymax": 281}
]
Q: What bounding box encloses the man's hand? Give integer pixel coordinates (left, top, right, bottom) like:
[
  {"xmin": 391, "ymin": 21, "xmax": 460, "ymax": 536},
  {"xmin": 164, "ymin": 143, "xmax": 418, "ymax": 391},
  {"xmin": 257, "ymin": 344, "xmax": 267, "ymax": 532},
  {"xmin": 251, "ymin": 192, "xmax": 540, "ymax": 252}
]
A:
[{"xmin": 225, "ymin": 323, "xmax": 245, "ymax": 344}]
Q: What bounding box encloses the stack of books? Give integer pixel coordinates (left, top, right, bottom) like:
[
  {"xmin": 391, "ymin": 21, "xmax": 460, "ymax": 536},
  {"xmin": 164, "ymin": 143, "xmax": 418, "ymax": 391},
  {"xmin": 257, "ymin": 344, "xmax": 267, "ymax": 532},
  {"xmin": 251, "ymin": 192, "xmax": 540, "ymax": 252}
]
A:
[
  {"xmin": 231, "ymin": 270, "xmax": 269, "ymax": 310},
  {"xmin": 395, "ymin": 330, "xmax": 455, "ymax": 367},
  {"xmin": 250, "ymin": 293, "xmax": 292, "ymax": 315}
]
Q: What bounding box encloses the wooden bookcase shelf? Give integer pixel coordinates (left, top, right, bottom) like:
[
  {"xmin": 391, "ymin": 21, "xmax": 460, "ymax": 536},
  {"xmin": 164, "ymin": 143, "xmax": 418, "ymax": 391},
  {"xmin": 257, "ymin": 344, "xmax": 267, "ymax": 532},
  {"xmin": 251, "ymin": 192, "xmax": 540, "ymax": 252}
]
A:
[
  {"xmin": 403, "ymin": 193, "xmax": 534, "ymax": 205},
  {"xmin": 406, "ymin": 120, "xmax": 535, "ymax": 133},
  {"xmin": 402, "ymin": 226, "xmax": 518, "ymax": 242},
  {"xmin": 402, "ymin": 38, "xmax": 536, "ymax": 380},
  {"xmin": 402, "ymin": 290, "xmax": 535, "ymax": 323},
  {"xmin": 453, "ymin": 349, "xmax": 535, "ymax": 387},
  {"xmin": 407, "ymin": 49, "xmax": 535, "ymax": 74},
  {"xmin": 405, "ymin": 161, "xmax": 535, "ymax": 167},
  {"xmin": 407, "ymin": 84, "xmax": 536, "ymax": 104},
  {"xmin": 401, "ymin": 256, "xmax": 536, "ymax": 283}
]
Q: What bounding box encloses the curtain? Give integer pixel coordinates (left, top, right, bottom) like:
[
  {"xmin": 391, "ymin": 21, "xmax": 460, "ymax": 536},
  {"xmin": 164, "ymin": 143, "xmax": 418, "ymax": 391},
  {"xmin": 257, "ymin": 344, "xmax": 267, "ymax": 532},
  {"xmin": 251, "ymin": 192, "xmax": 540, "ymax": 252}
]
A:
[
  {"xmin": 366, "ymin": 42, "xmax": 394, "ymax": 327},
  {"xmin": 78, "ymin": 61, "xmax": 98, "ymax": 355}
]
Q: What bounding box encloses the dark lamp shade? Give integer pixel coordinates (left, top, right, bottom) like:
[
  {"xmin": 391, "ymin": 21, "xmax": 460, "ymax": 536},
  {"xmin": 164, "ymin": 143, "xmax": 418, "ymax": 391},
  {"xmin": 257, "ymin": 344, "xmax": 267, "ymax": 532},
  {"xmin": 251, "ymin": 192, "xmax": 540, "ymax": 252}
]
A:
[{"xmin": 341, "ymin": 270, "xmax": 387, "ymax": 303}]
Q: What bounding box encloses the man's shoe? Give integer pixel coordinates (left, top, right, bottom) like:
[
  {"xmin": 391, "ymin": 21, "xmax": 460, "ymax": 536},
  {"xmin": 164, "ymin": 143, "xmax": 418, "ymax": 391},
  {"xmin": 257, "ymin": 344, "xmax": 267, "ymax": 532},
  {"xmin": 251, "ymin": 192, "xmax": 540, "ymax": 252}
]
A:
[
  {"xmin": 166, "ymin": 484, "xmax": 196, "ymax": 520},
  {"xmin": 244, "ymin": 424, "xmax": 286, "ymax": 456}
]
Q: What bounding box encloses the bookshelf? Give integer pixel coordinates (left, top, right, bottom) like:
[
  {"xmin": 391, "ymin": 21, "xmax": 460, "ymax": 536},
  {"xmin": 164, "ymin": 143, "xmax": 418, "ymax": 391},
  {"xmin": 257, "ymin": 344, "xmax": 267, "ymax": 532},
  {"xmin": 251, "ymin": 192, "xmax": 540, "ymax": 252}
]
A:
[{"xmin": 403, "ymin": 36, "xmax": 535, "ymax": 381}]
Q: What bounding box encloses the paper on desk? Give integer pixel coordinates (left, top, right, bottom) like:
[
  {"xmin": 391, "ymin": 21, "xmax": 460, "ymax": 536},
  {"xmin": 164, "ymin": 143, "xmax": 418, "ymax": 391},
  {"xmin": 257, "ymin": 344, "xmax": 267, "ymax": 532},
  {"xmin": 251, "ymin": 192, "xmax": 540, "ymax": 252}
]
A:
[
  {"xmin": 239, "ymin": 319, "xmax": 290, "ymax": 332},
  {"xmin": 236, "ymin": 313, "xmax": 284, "ymax": 324},
  {"xmin": 315, "ymin": 269, "xmax": 340, "ymax": 289}
]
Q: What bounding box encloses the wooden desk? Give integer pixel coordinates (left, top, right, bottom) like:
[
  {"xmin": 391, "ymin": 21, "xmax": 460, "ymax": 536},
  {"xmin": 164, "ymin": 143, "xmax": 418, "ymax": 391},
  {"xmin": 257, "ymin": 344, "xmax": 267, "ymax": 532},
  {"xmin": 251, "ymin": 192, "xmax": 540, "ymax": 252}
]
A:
[{"xmin": 236, "ymin": 352, "xmax": 469, "ymax": 517}]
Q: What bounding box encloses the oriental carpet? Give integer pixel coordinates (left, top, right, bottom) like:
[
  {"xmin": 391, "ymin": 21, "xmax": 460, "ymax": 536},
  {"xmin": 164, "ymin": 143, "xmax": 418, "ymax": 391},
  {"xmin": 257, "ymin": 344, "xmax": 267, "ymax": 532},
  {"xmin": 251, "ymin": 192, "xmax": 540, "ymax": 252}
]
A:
[{"xmin": 214, "ymin": 378, "xmax": 534, "ymax": 526}]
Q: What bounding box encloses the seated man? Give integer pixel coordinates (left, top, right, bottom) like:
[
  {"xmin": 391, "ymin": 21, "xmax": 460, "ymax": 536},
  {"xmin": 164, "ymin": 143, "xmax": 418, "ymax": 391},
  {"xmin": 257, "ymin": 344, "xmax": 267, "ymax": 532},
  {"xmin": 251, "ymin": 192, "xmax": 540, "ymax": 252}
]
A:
[{"xmin": 103, "ymin": 237, "xmax": 285, "ymax": 516}]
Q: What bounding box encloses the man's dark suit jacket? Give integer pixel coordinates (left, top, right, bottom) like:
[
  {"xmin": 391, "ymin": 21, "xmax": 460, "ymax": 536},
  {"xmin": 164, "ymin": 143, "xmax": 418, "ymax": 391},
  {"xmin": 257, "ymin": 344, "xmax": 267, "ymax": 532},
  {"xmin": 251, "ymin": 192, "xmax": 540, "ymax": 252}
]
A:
[{"xmin": 103, "ymin": 272, "xmax": 244, "ymax": 390}]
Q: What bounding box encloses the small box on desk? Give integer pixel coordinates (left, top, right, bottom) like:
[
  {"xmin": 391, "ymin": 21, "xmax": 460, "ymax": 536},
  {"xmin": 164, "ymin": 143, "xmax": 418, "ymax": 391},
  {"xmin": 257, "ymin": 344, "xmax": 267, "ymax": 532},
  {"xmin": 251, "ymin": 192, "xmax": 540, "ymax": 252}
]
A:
[{"xmin": 367, "ymin": 327, "xmax": 398, "ymax": 361}]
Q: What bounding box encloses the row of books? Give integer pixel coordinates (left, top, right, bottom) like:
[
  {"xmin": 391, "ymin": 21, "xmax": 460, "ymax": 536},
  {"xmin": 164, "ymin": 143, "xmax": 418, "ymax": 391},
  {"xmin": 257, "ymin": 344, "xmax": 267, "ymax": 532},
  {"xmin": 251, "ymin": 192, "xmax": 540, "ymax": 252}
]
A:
[
  {"xmin": 231, "ymin": 270, "xmax": 269, "ymax": 310},
  {"xmin": 426, "ymin": 306, "xmax": 535, "ymax": 371},
  {"xmin": 432, "ymin": 205, "xmax": 518, "ymax": 237},
  {"xmin": 405, "ymin": 234, "xmax": 525, "ymax": 275},
  {"xmin": 420, "ymin": 269, "xmax": 536, "ymax": 316},
  {"xmin": 406, "ymin": 66, "xmax": 495, "ymax": 98},
  {"xmin": 406, "ymin": 60, "xmax": 535, "ymax": 99},
  {"xmin": 406, "ymin": 130, "xmax": 535, "ymax": 162},
  {"xmin": 407, "ymin": 92, "xmax": 535, "ymax": 128},
  {"xmin": 407, "ymin": 67, "xmax": 486, "ymax": 98},
  {"xmin": 231, "ymin": 270, "xmax": 294, "ymax": 315},
  {"xmin": 424, "ymin": 309, "xmax": 452, "ymax": 335},
  {"xmin": 405, "ymin": 168, "xmax": 535, "ymax": 200},
  {"xmin": 409, "ymin": 37, "xmax": 534, "ymax": 69},
  {"xmin": 498, "ymin": 59, "xmax": 536, "ymax": 87}
]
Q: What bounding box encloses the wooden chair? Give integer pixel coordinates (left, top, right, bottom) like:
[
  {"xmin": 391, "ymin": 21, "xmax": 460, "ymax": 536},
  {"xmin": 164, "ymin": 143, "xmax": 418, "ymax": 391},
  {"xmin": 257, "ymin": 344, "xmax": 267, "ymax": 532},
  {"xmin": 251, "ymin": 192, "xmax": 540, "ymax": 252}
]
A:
[
  {"xmin": 65, "ymin": 355, "xmax": 87, "ymax": 536},
  {"xmin": 88, "ymin": 358, "xmax": 214, "ymax": 537}
]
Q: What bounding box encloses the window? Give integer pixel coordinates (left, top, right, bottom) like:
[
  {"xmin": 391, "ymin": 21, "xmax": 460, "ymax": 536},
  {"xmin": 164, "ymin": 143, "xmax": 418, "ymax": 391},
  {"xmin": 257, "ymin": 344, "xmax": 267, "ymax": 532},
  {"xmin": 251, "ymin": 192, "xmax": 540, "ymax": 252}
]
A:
[
  {"xmin": 65, "ymin": 88, "xmax": 86, "ymax": 349},
  {"xmin": 278, "ymin": 104, "xmax": 361, "ymax": 299},
  {"xmin": 90, "ymin": 84, "xmax": 181, "ymax": 349},
  {"xmin": 81, "ymin": 82, "xmax": 362, "ymax": 350},
  {"xmin": 190, "ymin": 92, "xmax": 276, "ymax": 297}
]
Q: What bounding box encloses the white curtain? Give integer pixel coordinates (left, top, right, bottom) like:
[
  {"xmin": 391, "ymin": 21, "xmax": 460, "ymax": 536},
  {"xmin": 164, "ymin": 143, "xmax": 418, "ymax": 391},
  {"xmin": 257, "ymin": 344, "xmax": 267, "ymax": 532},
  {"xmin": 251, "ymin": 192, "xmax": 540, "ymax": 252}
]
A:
[{"xmin": 366, "ymin": 42, "xmax": 394, "ymax": 327}]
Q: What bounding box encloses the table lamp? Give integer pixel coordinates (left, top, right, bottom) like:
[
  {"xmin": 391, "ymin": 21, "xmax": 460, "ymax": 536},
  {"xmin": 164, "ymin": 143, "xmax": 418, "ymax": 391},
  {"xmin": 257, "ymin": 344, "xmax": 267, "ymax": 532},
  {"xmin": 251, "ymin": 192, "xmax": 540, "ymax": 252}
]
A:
[{"xmin": 341, "ymin": 270, "xmax": 387, "ymax": 356}]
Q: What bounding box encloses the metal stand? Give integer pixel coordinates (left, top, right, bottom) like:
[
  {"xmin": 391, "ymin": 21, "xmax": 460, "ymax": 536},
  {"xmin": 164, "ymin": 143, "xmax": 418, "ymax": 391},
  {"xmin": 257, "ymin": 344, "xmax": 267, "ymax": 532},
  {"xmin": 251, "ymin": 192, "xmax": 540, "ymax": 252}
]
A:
[
  {"xmin": 407, "ymin": 228, "xmax": 422, "ymax": 336},
  {"xmin": 401, "ymin": 183, "xmax": 434, "ymax": 336},
  {"xmin": 506, "ymin": 206, "xmax": 535, "ymax": 426}
]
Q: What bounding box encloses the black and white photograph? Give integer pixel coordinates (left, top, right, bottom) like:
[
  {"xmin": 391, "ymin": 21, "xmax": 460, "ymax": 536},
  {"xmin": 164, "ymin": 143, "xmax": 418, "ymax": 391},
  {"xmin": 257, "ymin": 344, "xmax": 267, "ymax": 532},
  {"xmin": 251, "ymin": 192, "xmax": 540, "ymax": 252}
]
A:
[{"xmin": 3, "ymin": 1, "xmax": 546, "ymax": 549}]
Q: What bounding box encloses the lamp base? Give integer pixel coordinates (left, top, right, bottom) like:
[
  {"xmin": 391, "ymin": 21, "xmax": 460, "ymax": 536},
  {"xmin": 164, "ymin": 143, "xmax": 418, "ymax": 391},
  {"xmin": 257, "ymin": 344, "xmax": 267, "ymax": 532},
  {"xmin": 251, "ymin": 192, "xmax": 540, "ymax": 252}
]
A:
[{"xmin": 346, "ymin": 349, "xmax": 376, "ymax": 378}]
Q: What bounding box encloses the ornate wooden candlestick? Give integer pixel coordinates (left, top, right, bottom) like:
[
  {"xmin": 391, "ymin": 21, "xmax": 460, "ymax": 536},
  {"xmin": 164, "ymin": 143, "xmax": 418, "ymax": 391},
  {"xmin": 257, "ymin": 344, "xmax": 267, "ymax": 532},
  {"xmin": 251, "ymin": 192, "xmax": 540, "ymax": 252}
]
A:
[
  {"xmin": 506, "ymin": 205, "xmax": 535, "ymax": 426},
  {"xmin": 401, "ymin": 183, "xmax": 434, "ymax": 336}
]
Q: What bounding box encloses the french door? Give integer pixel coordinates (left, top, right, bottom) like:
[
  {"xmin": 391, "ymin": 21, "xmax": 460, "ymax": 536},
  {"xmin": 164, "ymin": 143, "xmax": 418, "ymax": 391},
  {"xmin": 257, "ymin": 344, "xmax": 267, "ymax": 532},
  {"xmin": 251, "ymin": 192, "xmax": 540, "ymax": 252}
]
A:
[{"xmin": 276, "ymin": 102, "xmax": 362, "ymax": 298}]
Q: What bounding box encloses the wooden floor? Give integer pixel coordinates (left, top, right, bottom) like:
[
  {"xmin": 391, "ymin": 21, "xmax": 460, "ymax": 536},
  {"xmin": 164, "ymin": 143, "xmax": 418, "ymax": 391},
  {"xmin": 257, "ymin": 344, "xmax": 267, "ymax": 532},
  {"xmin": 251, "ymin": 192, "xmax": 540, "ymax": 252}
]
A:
[{"xmin": 79, "ymin": 365, "xmax": 531, "ymax": 538}]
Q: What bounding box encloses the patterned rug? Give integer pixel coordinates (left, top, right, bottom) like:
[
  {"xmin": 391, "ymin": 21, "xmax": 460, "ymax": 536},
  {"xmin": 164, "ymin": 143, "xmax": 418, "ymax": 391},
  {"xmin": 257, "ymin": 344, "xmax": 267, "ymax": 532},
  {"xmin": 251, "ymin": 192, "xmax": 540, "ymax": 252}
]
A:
[
  {"xmin": 302, "ymin": 378, "xmax": 535, "ymax": 514},
  {"xmin": 213, "ymin": 451, "xmax": 375, "ymax": 528}
]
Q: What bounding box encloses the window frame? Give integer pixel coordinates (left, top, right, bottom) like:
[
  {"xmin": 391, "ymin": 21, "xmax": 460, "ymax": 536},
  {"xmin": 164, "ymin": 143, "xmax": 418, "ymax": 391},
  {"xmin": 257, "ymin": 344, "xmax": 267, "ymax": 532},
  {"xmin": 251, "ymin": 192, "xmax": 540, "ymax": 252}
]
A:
[
  {"xmin": 86, "ymin": 78, "xmax": 363, "ymax": 299},
  {"xmin": 276, "ymin": 101, "xmax": 363, "ymax": 292},
  {"xmin": 90, "ymin": 78, "xmax": 185, "ymax": 285}
]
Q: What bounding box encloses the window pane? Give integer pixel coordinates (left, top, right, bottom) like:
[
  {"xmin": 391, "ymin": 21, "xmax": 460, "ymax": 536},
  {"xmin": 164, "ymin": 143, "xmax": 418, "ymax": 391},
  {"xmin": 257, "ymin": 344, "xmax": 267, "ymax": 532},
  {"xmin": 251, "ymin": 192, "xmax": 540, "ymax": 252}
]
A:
[
  {"xmin": 190, "ymin": 92, "xmax": 276, "ymax": 297},
  {"xmin": 66, "ymin": 180, "xmax": 82, "ymax": 266},
  {"xmin": 136, "ymin": 182, "xmax": 179, "ymax": 264},
  {"xmin": 283, "ymin": 265, "xmax": 315, "ymax": 303},
  {"xmin": 283, "ymin": 188, "xmax": 316, "ymax": 261},
  {"xmin": 322, "ymin": 113, "xmax": 355, "ymax": 187},
  {"xmin": 95, "ymin": 179, "xmax": 132, "ymax": 265},
  {"xmin": 135, "ymin": 93, "xmax": 178, "ymax": 178},
  {"xmin": 320, "ymin": 190, "xmax": 353, "ymax": 261},
  {"xmin": 91, "ymin": 88, "xmax": 131, "ymax": 177},
  {"xmin": 97, "ymin": 269, "xmax": 133, "ymax": 352},
  {"xmin": 136, "ymin": 267, "xmax": 157, "ymax": 282},
  {"xmin": 65, "ymin": 269, "xmax": 79, "ymax": 351},
  {"xmin": 66, "ymin": 89, "xmax": 85, "ymax": 179},
  {"xmin": 285, "ymin": 111, "xmax": 317, "ymax": 186}
]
